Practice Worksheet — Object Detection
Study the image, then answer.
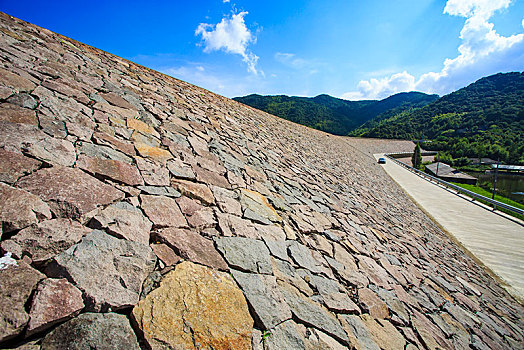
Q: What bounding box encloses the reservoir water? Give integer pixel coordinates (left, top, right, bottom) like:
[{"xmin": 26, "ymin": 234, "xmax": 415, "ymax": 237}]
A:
[{"xmin": 466, "ymin": 171, "xmax": 524, "ymax": 204}]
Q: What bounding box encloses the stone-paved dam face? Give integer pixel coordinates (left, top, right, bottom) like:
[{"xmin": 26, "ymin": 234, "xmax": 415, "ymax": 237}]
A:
[{"xmin": 0, "ymin": 12, "xmax": 522, "ymax": 350}]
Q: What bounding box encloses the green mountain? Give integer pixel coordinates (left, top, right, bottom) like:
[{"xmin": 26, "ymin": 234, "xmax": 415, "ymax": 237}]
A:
[
  {"xmin": 233, "ymin": 92, "xmax": 438, "ymax": 135},
  {"xmin": 354, "ymin": 72, "xmax": 524, "ymax": 164}
]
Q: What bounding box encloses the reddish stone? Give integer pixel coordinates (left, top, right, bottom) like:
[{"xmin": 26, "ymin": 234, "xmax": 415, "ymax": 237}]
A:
[
  {"xmin": 17, "ymin": 166, "xmax": 124, "ymax": 219},
  {"xmin": 194, "ymin": 165, "xmax": 230, "ymax": 188},
  {"xmin": 156, "ymin": 227, "xmax": 228, "ymax": 270},
  {"xmin": 136, "ymin": 157, "xmax": 170, "ymax": 186},
  {"xmin": 27, "ymin": 278, "xmax": 84, "ymax": 336},
  {"xmin": 0, "ymin": 103, "xmax": 37, "ymax": 124},
  {"xmin": 140, "ymin": 194, "xmax": 187, "ymax": 228},
  {"xmin": 358, "ymin": 288, "xmax": 389, "ymax": 319},
  {"xmin": 0, "ymin": 67, "xmax": 36, "ymax": 92},
  {"xmin": 93, "ymin": 131, "xmax": 136, "ymax": 156},
  {"xmin": 0, "ymin": 149, "xmax": 41, "ymax": 184},
  {"xmin": 77, "ymin": 154, "xmax": 144, "ymax": 186},
  {"xmin": 1, "ymin": 218, "xmax": 90, "ymax": 263},
  {"xmin": 100, "ymin": 92, "xmax": 136, "ymax": 110},
  {"xmin": 411, "ymin": 309, "xmax": 452, "ymax": 350},
  {"xmin": 0, "ymin": 260, "xmax": 45, "ymax": 342},
  {"xmin": 0, "ymin": 183, "xmax": 52, "ymax": 234},
  {"xmin": 150, "ymin": 243, "xmax": 181, "ymax": 266}
]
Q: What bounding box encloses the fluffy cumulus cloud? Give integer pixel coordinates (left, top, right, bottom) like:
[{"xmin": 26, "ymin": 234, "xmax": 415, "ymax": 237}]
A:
[
  {"xmin": 343, "ymin": 0, "xmax": 524, "ymax": 100},
  {"xmin": 195, "ymin": 11, "xmax": 261, "ymax": 75}
]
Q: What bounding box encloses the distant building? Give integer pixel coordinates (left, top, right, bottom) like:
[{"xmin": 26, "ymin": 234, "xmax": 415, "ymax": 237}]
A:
[
  {"xmin": 468, "ymin": 158, "xmax": 498, "ymax": 166},
  {"xmin": 490, "ymin": 164, "xmax": 524, "ymax": 173},
  {"xmin": 425, "ymin": 162, "xmax": 477, "ymax": 185}
]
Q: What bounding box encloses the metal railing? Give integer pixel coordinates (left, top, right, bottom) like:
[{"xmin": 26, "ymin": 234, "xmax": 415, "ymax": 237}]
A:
[{"xmin": 384, "ymin": 154, "xmax": 524, "ymax": 217}]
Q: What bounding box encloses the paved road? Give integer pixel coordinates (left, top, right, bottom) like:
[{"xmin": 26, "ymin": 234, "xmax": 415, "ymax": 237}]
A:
[{"xmin": 375, "ymin": 154, "xmax": 524, "ymax": 301}]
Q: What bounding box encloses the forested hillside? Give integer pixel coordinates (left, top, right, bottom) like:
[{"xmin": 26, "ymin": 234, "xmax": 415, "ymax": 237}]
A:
[
  {"xmin": 233, "ymin": 92, "xmax": 437, "ymax": 135},
  {"xmin": 354, "ymin": 72, "xmax": 524, "ymax": 164}
]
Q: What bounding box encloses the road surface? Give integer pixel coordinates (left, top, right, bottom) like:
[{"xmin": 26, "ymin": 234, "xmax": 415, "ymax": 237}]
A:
[{"xmin": 375, "ymin": 154, "xmax": 524, "ymax": 302}]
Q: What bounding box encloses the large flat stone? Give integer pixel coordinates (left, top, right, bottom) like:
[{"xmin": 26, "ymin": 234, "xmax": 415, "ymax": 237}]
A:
[
  {"xmin": 76, "ymin": 155, "xmax": 144, "ymax": 186},
  {"xmin": 0, "ymin": 149, "xmax": 41, "ymax": 184},
  {"xmin": 0, "ymin": 182, "xmax": 52, "ymax": 234},
  {"xmin": 279, "ymin": 283, "xmax": 349, "ymax": 345},
  {"xmin": 288, "ymin": 241, "xmax": 324, "ymax": 274},
  {"xmin": 0, "ymin": 103, "xmax": 37, "ymax": 124},
  {"xmin": 360, "ymin": 314, "xmax": 406, "ymax": 350},
  {"xmin": 135, "ymin": 142, "xmax": 173, "ymax": 163},
  {"xmin": 215, "ymin": 236, "xmax": 272, "ymax": 274},
  {"xmin": 0, "ymin": 67, "xmax": 36, "ymax": 92},
  {"xmin": 17, "ymin": 166, "xmax": 124, "ymax": 219},
  {"xmin": 1, "ymin": 218, "xmax": 91, "ymax": 264},
  {"xmin": 240, "ymin": 189, "xmax": 281, "ymax": 223},
  {"xmin": 358, "ymin": 288, "xmax": 389, "ymax": 319},
  {"xmin": 231, "ymin": 270, "xmax": 292, "ymax": 329},
  {"xmin": 27, "ymin": 278, "xmax": 84, "ymax": 336},
  {"xmin": 156, "ymin": 227, "xmax": 228, "ymax": 270},
  {"xmin": 41, "ymin": 312, "xmax": 140, "ymax": 350},
  {"xmin": 90, "ymin": 202, "xmax": 152, "ymax": 245},
  {"xmin": 136, "ymin": 156, "xmax": 170, "ymax": 186},
  {"xmin": 264, "ymin": 320, "xmax": 306, "ymax": 350},
  {"xmin": 46, "ymin": 230, "xmax": 156, "ymax": 311},
  {"xmin": 24, "ymin": 137, "xmax": 76, "ymax": 167},
  {"xmin": 338, "ymin": 314, "xmax": 380, "ymax": 350},
  {"xmin": 140, "ymin": 194, "xmax": 187, "ymax": 228},
  {"xmin": 171, "ymin": 178, "xmax": 215, "ymax": 205},
  {"xmin": 0, "ymin": 260, "xmax": 45, "ymax": 342},
  {"xmin": 132, "ymin": 261, "xmax": 253, "ymax": 350},
  {"xmin": 76, "ymin": 141, "xmax": 133, "ymax": 164}
]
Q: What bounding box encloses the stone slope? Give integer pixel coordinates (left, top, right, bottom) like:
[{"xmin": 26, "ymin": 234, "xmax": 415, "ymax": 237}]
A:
[{"xmin": 0, "ymin": 12, "xmax": 522, "ymax": 349}]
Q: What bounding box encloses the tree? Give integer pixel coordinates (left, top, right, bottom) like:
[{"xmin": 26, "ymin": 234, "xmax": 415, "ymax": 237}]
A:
[{"xmin": 412, "ymin": 143, "xmax": 422, "ymax": 169}]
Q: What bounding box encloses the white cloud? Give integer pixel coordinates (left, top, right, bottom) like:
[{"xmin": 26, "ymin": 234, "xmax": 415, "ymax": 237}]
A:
[
  {"xmin": 195, "ymin": 11, "xmax": 261, "ymax": 75},
  {"xmin": 342, "ymin": 0, "xmax": 524, "ymax": 100},
  {"xmin": 223, "ymin": 0, "xmax": 230, "ymax": 3}
]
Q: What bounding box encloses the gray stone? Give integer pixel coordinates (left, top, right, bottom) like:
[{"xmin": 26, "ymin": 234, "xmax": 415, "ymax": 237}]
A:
[
  {"xmin": 137, "ymin": 185, "xmax": 181, "ymax": 197},
  {"xmin": 264, "ymin": 320, "xmax": 306, "ymax": 350},
  {"xmin": 41, "ymin": 312, "xmax": 140, "ymax": 350},
  {"xmin": 46, "ymin": 230, "xmax": 156, "ymax": 311},
  {"xmin": 231, "ymin": 270, "xmax": 292, "ymax": 329},
  {"xmin": 215, "ymin": 236, "xmax": 272, "ymax": 274},
  {"xmin": 136, "ymin": 156, "xmax": 170, "ymax": 186},
  {"xmin": 323, "ymin": 292, "xmax": 360, "ymax": 314},
  {"xmin": 90, "ymin": 202, "xmax": 152, "ymax": 245},
  {"xmin": 7, "ymin": 92, "xmax": 37, "ymax": 109},
  {"xmin": 288, "ymin": 241, "xmax": 323, "ymax": 274},
  {"xmin": 76, "ymin": 141, "xmax": 133, "ymax": 164},
  {"xmin": 338, "ymin": 314, "xmax": 380, "ymax": 350},
  {"xmin": 167, "ymin": 158, "xmax": 196, "ymax": 179},
  {"xmin": 279, "ymin": 283, "xmax": 349, "ymax": 345},
  {"xmin": 263, "ymin": 239, "xmax": 290, "ymax": 261}
]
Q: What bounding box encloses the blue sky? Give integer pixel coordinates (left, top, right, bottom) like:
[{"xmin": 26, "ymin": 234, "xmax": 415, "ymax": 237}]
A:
[{"xmin": 1, "ymin": 0, "xmax": 523, "ymax": 99}]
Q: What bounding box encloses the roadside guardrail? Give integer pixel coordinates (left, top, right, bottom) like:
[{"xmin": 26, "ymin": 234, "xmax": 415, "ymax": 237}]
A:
[{"xmin": 384, "ymin": 153, "xmax": 524, "ymax": 217}]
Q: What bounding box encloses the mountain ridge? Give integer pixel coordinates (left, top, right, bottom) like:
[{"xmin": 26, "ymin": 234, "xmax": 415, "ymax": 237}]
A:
[
  {"xmin": 353, "ymin": 72, "xmax": 524, "ymax": 164},
  {"xmin": 233, "ymin": 91, "xmax": 438, "ymax": 135}
]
